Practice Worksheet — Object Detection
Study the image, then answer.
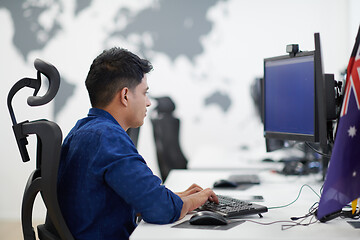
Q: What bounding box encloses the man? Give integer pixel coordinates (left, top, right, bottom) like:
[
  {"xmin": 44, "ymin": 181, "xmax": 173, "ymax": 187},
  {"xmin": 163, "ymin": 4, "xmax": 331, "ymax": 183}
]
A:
[{"xmin": 57, "ymin": 47, "xmax": 218, "ymax": 239}]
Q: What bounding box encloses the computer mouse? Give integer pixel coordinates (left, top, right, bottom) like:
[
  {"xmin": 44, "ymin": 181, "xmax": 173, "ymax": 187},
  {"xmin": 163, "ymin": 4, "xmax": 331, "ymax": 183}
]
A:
[
  {"xmin": 262, "ymin": 158, "xmax": 274, "ymax": 162},
  {"xmin": 189, "ymin": 211, "xmax": 228, "ymax": 225},
  {"xmin": 213, "ymin": 179, "xmax": 238, "ymax": 188}
]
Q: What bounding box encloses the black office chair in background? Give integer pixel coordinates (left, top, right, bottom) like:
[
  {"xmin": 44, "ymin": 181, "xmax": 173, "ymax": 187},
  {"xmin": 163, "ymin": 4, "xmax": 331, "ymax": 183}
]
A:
[
  {"xmin": 127, "ymin": 127, "xmax": 140, "ymax": 148},
  {"xmin": 7, "ymin": 59, "xmax": 74, "ymax": 240},
  {"xmin": 150, "ymin": 96, "xmax": 188, "ymax": 181}
]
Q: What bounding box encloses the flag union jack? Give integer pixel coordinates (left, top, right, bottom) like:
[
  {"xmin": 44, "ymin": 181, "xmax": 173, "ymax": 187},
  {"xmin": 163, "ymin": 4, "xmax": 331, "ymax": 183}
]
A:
[{"xmin": 341, "ymin": 47, "xmax": 360, "ymax": 116}]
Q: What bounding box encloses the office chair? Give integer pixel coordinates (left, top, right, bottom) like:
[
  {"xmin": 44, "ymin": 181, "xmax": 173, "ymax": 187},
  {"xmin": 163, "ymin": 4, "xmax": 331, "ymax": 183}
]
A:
[
  {"xmin": 150, "ymin": 96, "xmax": 188, "ymax": 181},
  {"xmin": 7, "ymin": 59, "xmax": 74, "ymax": 240},
  {"xmin": 127, "ymin": 127, "xmax": 140, "ymax": 148}
]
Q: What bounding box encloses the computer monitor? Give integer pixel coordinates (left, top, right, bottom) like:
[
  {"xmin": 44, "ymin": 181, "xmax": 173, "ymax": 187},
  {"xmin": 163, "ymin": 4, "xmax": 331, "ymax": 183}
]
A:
[
  {"xmin": 262, "ymin": 33, "xmax": 327, "ymax": 150},
  {"xmin": 250, "ymin": 77, "xmax": 287, "ymax": 152}
]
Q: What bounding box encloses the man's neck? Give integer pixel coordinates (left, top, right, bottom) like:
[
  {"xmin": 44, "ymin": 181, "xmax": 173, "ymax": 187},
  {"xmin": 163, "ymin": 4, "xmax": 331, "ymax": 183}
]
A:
[{"xmin": 101, "ymin": 105, "xmax": 129, "ymax": 131}]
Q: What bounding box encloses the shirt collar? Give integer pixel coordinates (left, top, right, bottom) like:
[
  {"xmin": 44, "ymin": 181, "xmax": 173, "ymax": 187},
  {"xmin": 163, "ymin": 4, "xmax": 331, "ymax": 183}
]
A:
[{"xmin": 88, "ymin": 108, "xmax": 120, "ymax": 126}]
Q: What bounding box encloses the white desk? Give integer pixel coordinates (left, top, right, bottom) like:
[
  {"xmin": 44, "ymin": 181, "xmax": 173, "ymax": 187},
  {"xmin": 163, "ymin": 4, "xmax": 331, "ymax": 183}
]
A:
[
  {"xmin": 188, "ymin": 145, "xmax": 305, "ymax": 170},
  {"xmin": 130, "ymin": 169, "xmax": 360, "ymax": 240}
]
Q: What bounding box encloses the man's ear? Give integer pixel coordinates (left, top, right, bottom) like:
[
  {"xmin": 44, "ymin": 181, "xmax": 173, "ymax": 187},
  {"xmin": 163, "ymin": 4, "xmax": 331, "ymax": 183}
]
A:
[{"xmin": 119, "ymin": 87, "xmax": 129, "ymax": 106}]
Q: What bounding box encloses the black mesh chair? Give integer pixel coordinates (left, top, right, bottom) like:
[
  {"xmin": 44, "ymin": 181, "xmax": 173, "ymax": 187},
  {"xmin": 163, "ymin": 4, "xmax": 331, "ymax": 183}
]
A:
[
  {"xmin": 7, "ymin": 59, "xmax": 74, "ymax": 240},
  {"xmin": 150, "ymin": 97, "xmax": 188, "ymax": 181}
]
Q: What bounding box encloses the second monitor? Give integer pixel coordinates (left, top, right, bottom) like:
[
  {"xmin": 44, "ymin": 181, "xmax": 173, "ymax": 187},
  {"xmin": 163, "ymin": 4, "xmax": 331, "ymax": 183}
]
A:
[{"xmin": 262, "ymin": 33, "xmax": 328, "ymax": 149}]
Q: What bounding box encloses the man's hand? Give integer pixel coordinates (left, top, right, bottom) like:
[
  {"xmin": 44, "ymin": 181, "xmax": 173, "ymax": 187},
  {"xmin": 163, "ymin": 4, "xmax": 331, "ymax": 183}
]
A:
[
  {"xmin": 178, "ymin": 188, "xmax": 218, "ymax": 220},
  {"xmin": 175, "ymin": 183, "xmax": 203, "ymax": 198}
]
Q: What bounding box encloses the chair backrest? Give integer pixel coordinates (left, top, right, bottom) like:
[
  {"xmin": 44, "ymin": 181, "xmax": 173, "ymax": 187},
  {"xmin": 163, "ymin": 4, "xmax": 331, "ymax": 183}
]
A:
[
  {"xmin": 7, "ymin": 59, "xmax": 74, "ymax": 240},
  {"xmin": 150, "ymin": 97, "xmax": 187, "ymax": 181},
  {"xmin": 127, "ymin": 127, "xmax": 141, "ymax": 147}
]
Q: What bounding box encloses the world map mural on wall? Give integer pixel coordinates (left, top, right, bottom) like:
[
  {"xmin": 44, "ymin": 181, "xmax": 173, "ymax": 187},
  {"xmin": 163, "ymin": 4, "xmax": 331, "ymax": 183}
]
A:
[{"xmin": 0, "ymin": 0, "xmax": 232, "ymax": 120}]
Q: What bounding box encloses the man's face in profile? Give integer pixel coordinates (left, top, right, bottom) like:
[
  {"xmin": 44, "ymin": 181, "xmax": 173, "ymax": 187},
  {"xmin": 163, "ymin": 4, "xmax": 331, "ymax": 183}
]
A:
[{"xmin": 127, "ymin": 75, "xmax": 151, "ymax": 128}]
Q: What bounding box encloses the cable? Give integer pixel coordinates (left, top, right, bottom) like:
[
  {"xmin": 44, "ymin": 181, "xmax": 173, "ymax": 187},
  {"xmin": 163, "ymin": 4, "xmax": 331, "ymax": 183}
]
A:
[
  {"xmin": 240, "ymin": 200, "xmax": 319, "ymax": 230},
  {"xmin": 291, "ymin": 203, "xmax": 318, "ymax": 221},
  {"xmin": 242, "ymin": 219, "xmax": 295, "ymax": 226},
  {"xmin": 232, "ymin": 184, "xmax": 323, "ymax": 230},
  {"xmin": 304, "ymin": 142, "xmax": 332, "ymax": 158},
  {"xmin": 268, "ymin": 184, "xmax": 321, "ymax": 210},
  {"xmin": 239, "ymin": 214, "xmax": 319, "ymax": 231},
  {"xmin": 281, "ymin": 214, "xmax": 319, "ymax": 230}
]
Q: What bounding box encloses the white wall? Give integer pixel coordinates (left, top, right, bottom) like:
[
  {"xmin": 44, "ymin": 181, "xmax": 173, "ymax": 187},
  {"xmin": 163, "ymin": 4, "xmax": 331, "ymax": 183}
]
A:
[{"xmin": 0, "ymin": 0, "xmax": 359, "ymax": 220}]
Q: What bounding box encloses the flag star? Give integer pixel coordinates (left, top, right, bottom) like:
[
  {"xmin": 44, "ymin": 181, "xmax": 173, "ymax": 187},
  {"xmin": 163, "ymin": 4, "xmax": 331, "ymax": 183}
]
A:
[{"xmin": 348, "ymin": 126, "xmax": 357, "ymax": 138}]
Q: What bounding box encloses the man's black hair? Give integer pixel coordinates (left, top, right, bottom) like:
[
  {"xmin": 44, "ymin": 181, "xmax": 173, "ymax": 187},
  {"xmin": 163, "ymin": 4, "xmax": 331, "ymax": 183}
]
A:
[{"xmin": 85, "ymin": 47, "xmax": 153, "ymax": 108}]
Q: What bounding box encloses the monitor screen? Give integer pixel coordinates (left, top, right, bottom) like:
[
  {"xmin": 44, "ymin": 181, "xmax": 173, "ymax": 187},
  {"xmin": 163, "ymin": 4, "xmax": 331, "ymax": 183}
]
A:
[{"xmin": 263, "ymin": 52, "xmax": 316, "ymax": 142}]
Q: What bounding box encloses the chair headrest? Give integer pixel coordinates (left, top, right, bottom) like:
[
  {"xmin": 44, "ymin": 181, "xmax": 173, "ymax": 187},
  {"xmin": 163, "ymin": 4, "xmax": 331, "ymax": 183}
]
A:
[
  {"xmin": 28, "ymin": 58, "xmax": 60, "ymax": 106},
  {"xmin": 154, "ymin": 96, "xmax": 175, "ymax": 113}
]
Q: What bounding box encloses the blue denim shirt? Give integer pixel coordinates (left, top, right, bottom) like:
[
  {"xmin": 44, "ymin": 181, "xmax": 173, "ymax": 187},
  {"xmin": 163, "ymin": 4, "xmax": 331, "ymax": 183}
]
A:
[{"xmin": 57, "ymin": 108, "xmax": 183, "ymax": 240}]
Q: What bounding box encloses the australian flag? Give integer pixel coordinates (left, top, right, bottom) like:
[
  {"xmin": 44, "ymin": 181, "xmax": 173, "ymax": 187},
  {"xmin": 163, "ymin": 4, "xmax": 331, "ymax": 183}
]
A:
[{"xmin": 317, "ymin": 25, "xmax": 360, "ymax": 220}]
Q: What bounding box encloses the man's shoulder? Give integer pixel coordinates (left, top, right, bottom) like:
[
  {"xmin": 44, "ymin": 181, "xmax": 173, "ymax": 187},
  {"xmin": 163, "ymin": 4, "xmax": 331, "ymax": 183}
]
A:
[
  {"xmin": 62, "ymin": 115, "xmax": 137, "ymax": 156},
  {"xmin": 77, "ymin": 115, "xmax": 123, "ymax": 133},
  {"xmin": 64, "ymin": 116, "xmax": 127, "ymax": 146}
]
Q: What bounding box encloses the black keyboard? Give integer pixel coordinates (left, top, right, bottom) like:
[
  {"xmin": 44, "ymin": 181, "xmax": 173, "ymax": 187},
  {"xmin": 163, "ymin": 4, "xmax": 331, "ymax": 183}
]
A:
[{"xmin": 200, "ymin": 195, "xmax": 268, "ymax": 218}]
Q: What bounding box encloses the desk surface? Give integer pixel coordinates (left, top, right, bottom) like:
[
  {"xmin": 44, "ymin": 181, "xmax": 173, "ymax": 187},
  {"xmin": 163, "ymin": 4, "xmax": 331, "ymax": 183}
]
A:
[
  {"xmin": 188, "ymin": 145, "xmax": 305, "ymax": 170},
  {"xmin": 130, "ymin": 169, "xmax": 360, "ymax": 240}
]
